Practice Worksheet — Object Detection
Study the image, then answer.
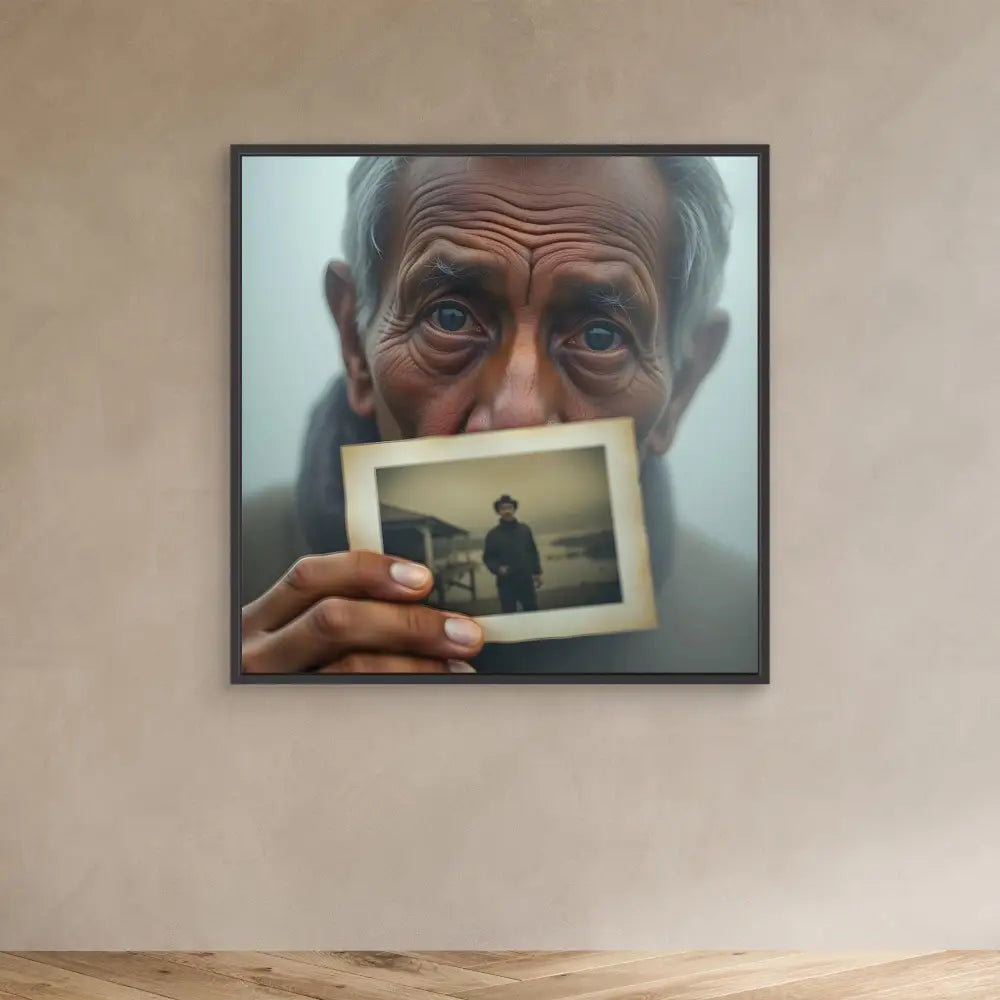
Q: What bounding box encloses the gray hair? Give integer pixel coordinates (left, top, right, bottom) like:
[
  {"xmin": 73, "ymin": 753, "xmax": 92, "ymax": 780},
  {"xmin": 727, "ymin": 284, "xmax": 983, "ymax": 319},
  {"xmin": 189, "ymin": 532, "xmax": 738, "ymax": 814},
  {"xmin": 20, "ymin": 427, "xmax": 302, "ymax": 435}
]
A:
[{"xmin": 341, "ymin": 155, "xmax": 733, "ymax": 364}]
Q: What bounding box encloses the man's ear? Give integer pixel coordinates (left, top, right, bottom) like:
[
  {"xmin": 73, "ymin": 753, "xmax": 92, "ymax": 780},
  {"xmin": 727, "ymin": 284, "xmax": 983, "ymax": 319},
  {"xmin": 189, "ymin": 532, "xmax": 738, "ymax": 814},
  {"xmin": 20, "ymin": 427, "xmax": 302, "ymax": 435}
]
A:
[
  {"xmin": 324, "ymin": 260, "xmax": 376, "ymax": 419},
  {"xmin": 646, "ymin": 309, "xmax": 730, "ymax": 456}
]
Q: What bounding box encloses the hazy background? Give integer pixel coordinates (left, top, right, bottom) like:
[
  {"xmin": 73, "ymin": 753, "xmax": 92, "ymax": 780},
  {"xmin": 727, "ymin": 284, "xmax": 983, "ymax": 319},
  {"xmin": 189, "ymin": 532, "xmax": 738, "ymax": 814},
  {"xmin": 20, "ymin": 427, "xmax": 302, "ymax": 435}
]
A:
[{"xmin": 241, "ymin": 155, "xmax": 759, "ymax": 560}]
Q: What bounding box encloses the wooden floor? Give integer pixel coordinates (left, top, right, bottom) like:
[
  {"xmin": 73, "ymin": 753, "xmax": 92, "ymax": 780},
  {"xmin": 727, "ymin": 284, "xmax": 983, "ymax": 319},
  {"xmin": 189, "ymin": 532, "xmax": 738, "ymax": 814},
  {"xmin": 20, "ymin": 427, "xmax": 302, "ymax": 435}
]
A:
[{"xmin": 0, "ymin": 951, "xmax": 998, "ymax": 1000}]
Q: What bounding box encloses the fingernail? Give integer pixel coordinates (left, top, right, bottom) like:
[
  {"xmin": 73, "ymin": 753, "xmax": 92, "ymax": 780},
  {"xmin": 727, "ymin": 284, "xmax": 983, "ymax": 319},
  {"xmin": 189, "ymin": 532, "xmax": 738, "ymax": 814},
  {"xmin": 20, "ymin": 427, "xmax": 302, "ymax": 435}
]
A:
[
  {"xmin": 444, "ymin": 617, "xmax": 482, "ymax": 647},
  {"xmin": 389, "ymin": 561, "xmax": 432, "ymax": 590},
  {"xmin": 447, "ymin": 660, "xmax": 477, "ymax": 674}
]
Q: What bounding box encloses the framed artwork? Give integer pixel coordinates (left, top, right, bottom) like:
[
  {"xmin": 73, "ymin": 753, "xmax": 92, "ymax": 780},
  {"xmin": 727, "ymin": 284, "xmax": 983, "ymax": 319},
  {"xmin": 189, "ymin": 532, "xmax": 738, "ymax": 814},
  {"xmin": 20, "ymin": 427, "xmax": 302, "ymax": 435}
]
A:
[{"xmin": 232, "ymin": 145, "xmax": 769, "ymax": 683}]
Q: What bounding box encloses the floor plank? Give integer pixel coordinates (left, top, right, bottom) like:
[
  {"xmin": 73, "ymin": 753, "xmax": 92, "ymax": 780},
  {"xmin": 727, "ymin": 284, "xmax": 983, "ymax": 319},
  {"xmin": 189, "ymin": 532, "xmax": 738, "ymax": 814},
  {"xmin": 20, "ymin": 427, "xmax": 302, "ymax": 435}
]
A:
[
  {"xmin": 409, "ymin": 956, "xmax": 542, "ymax": 973},
  {"xmin": 715, "ymin": 952, "xmax": 1000, "ymax": 1000},
  {"xmin": 268, "ymin": 952, "xmax": 515, "ymax": 993},
  {"xmin": 156, "ymin": 951, "xmax": 459, "ymax": 1000},
  {"xmin": 567, "ymin": 952, "xmax": 946, "ymax": 1000},
  {"xmin": 468, "ymin": 954, "xmax": 665, "ymax": 981},
  {"xmin": 452, "ymin": 952, "xmax": 927, "ymax": 1000},
  {"xmin": 13, "ymin": 953, "xmax": 301, "ymax": 1000},
  {"xmin": 448, "ymin": 952, "xmax": 791, "ymax": 1000},
  {"xmin": 0, "ymin": 953, "xmax": 167, "ymax": 1000}
]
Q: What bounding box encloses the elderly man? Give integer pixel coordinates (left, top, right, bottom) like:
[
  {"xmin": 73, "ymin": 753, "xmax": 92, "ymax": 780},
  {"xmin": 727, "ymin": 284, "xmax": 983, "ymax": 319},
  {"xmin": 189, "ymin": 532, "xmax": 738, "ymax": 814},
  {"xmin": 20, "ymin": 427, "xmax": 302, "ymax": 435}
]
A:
[{"xmin": 240, "ymin": 154, "xmax": 758, "ymax": 675}]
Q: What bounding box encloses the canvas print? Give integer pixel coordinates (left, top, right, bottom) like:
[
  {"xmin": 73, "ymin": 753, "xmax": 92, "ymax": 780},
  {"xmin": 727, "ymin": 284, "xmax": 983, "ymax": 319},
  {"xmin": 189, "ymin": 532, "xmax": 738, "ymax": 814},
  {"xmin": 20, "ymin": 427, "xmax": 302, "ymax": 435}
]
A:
[{"xmin": 234, "ymin": 145, "xmax": 767, "ymax": 681}]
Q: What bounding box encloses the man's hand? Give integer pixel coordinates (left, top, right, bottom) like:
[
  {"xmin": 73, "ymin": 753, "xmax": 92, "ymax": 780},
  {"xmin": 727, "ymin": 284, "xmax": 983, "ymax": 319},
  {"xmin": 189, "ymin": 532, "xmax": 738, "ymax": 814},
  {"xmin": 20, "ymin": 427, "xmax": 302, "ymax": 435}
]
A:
[
  {"xmin": 241, "ymin": 551, "xmax": 483, "ymax": 674},
  {"xmin": 497, "ymin": 565, "xmax": 509, "ymax": 577},
  {"xmin": 533, "ymin": 575, "xmax": 542, "ymax": 588}
]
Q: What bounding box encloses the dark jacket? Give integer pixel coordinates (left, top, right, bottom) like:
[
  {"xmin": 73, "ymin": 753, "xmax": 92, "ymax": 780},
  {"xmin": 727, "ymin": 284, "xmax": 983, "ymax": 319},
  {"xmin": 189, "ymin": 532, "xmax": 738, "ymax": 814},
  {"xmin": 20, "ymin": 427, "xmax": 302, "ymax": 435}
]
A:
[
  {"xmin": 240, "ymin": 377, "xmax": 761, "ymax": 676},
  {"xmin": 483, "ymin": 520, "xmax": 541, "ymax": 578}
]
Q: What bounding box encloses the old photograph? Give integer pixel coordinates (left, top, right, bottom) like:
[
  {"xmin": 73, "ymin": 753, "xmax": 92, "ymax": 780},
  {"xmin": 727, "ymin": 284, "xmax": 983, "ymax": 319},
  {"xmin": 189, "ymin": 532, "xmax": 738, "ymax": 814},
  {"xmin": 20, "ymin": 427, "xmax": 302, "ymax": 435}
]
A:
[{"xmin": 342, "ymin": 419, "xmax": 657, "ymax": 644}]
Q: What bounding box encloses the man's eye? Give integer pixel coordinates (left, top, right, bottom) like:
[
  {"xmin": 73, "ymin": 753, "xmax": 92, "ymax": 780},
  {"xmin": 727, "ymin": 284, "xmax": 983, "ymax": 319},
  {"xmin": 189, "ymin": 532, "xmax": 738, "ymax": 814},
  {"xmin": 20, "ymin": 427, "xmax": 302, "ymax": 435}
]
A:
[
  {"xmin": 579, "ymin": 321, "xmax": 626, "ymax": 352},
  {"xmin": 429, "ymin": 301, "xmax": 472, "ymax": 333}
]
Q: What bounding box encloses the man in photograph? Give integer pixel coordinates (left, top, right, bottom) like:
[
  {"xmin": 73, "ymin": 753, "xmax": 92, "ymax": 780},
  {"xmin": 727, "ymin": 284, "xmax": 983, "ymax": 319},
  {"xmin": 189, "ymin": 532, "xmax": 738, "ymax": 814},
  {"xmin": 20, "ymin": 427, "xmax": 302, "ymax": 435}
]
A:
[
  {"xmin": 482, "ymin": 495, "xmax": 542, "ymax": 614},
  {"xmin": 239, "ymin": 152, "xmax": 759, "ymax": 676}
]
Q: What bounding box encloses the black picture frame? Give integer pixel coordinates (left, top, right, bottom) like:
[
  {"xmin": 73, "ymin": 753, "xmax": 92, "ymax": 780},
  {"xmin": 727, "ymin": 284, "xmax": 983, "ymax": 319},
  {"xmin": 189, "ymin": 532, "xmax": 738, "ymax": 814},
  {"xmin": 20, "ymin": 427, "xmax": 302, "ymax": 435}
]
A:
[{"xmin": 230, "ymin": 144, "xmax": 770, "ymax": 685}]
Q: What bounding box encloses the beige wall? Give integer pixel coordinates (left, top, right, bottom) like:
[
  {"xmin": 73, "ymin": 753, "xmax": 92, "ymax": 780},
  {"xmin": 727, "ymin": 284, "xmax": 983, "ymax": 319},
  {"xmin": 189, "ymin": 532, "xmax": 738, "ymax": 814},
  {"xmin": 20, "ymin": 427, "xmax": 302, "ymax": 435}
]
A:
[{"xmin": 2, "ymin": 0, "xmax": 999, "ymax": 949}]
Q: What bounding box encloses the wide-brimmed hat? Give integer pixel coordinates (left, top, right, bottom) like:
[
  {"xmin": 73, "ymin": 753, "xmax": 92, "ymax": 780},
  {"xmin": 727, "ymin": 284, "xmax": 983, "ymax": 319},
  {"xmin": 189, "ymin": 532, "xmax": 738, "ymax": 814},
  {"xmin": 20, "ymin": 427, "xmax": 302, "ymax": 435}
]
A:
[{"xmin": 493, "ymin": 494, "xmax": 519, "ymax": 512}]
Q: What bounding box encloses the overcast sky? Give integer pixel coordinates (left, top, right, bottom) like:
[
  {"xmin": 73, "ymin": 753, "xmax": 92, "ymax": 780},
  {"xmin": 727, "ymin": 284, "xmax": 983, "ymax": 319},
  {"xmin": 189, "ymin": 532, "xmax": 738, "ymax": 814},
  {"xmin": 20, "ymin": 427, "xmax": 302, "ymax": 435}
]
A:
[{"xmin": 376, "ymin": 446, "xmax": 613, "ymax": 536}]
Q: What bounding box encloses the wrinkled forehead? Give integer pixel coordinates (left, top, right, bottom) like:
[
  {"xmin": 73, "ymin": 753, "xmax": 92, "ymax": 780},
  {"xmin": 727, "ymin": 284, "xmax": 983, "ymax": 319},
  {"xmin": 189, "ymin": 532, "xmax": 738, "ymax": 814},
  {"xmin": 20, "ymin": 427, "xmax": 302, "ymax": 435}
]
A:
[{"xmin": 389, "ymin": 155, "xmax": 672, "ymax": 262}]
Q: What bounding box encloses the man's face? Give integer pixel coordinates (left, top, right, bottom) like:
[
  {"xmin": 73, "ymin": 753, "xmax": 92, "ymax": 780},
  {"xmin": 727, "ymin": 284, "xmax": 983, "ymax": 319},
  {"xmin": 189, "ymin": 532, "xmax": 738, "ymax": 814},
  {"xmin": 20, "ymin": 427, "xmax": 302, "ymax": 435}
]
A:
[
  {"xmin": 331, "ymin": 156, "xmax": 725, "ymax": 458},
  {"xmin": 497, "ymin": 502, "xmax": 517, "ymax": 521}
]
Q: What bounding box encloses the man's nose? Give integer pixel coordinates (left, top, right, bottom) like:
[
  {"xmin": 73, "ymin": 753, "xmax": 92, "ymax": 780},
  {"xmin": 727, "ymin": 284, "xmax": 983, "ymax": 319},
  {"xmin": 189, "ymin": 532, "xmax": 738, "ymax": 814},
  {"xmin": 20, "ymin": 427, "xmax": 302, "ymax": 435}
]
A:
[{"xmin": 466, "ymin": 328, "xmax": 560, "ymax": 432}]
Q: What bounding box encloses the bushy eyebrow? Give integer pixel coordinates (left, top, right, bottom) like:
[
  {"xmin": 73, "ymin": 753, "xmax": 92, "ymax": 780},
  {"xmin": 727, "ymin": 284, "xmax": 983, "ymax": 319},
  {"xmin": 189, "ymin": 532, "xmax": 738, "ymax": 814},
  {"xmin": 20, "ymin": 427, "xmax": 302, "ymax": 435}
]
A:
[
  {"xmin": 411, "ymin": 254, "xmax": 505, "ymax": 296},
  {"xmin": 393, "ymin": 253, "xmax": 509, "ymax": 323},
  {"xmin": 575, "ymin": 281, "xmax": 643, "ymax": 320},
  {"xmin": 553, "ymin": 276, "xmax": 652, "ymax": 330}
]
